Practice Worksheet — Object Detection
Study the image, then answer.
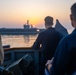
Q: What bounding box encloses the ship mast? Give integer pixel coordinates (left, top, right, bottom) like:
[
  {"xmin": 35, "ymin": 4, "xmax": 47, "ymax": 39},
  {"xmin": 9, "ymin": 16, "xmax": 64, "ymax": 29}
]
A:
[{"xmin": 27, "ymin": 20, "xmax": 29, "ymax": 25}]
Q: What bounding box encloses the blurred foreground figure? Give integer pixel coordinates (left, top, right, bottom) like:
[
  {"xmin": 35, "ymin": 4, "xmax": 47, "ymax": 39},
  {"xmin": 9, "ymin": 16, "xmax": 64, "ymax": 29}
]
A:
[
  {"xmin": 45, "ymin": 3, "xmax": 76, "ymax": 75},
  {"xmin": 0, "ymin": 35, "xmax": 4, "ymax": 65}
]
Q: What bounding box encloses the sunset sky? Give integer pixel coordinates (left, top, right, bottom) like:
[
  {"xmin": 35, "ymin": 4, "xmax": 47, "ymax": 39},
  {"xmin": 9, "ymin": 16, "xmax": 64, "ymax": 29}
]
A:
[{"xmin": 0, "ymin": 0, "xmax": 76, "ymax": 32}]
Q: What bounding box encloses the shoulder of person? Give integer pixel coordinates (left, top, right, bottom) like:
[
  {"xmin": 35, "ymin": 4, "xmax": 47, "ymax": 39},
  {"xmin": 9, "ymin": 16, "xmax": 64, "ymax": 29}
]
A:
[
  {"xmin": 58, "ymin": 34, "xmax": 70, "ymax": 46},
  {"xmin": 39, "ymin": 30, "xmax": 46, "ymax": 35}
]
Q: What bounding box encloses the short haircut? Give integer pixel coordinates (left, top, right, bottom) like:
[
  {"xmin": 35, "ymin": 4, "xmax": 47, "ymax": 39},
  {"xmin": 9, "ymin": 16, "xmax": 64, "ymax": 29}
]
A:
[
  {"xmin": 44, "ymin": 16, "xmax": 53, "ymax": 25},
  {"xmin": 71, "ymin": 3, "xmax": 76, "ymax": 20}
]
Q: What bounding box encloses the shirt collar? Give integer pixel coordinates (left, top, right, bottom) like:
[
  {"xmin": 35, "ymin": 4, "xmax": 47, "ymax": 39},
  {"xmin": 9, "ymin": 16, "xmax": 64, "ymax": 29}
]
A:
[{"xmin": 47, "ymin": 27, "xmax": 54, "ymax": 30}]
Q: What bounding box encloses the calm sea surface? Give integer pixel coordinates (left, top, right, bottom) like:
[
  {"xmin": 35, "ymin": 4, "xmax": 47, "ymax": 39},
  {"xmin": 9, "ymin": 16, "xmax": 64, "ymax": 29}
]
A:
[
  {"xmin": 1, "ymin": 29, "xmax": 73, "ymax": 48},
  {"xmin": 2, "ymin": 35, "xmax": 38, "ymax": 48}
]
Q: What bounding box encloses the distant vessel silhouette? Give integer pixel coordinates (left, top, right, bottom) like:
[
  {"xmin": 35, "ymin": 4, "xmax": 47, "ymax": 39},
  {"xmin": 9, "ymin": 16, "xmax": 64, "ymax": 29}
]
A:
[
  {"xmin": 0, "ymin": 20, "xmax": 68, "ymax": 35},
  {"xmin": 0, "ymin": 20, "xmax": 44, "ymax": 35}
]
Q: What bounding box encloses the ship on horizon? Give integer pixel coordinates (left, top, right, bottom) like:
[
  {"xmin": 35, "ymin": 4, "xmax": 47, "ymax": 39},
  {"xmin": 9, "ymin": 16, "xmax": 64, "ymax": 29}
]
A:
[
  {"xmin": 0, "ymin": 20, "xmax": 44, "ymax": 35},
  {"xmin": 0, "ymin": 19, "xmax": 68, "ymax": 36}
]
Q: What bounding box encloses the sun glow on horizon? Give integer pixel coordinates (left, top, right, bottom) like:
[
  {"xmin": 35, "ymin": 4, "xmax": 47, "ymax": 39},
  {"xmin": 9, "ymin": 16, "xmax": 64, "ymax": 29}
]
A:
[{"xmin": 0, "ymin": 0, "xmax": 76, "ymax": 29}]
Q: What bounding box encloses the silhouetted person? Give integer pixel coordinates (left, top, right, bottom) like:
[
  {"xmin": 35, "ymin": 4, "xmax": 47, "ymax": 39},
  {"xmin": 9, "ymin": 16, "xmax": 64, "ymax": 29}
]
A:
[
  {"xmin": 45, "ymin": 3, "xmax": 76, "ymax": 75},
  {"xmin": 32, "ymin": 16, "xmax": 63, "ymax": 75}
]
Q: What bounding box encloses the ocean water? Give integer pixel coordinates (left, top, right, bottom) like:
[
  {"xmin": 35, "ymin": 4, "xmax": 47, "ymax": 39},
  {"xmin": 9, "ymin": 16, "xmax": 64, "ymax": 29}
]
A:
[
  {"xmin": 1, "ymin": 29, "xmax": 73, "ymax": 48},
  {"xmin": 2, "ymin": 35, "xmax": 38, "ymax": 48}
]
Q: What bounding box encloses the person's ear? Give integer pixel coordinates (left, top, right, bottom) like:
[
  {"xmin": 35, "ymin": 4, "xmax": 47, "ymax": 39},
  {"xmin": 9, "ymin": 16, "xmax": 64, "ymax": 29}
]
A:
[{"xmin": 70, "ymin": 14, "xmax": 73, "ymax": 21}]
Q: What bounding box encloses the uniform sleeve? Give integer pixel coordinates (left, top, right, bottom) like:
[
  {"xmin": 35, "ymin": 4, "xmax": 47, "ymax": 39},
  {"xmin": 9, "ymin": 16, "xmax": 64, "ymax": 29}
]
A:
[
  {"xmin": 50, "ymin": 38, "xmax": 70, "ymax": 75},
  {"xmin": 32, "ymin": 33, "xmax": 42, "ymax": 50}
]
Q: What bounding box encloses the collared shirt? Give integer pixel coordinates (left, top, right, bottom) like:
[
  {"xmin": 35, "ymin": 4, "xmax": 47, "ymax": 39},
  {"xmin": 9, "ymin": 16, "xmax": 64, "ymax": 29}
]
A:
[{"xmin": 50, "ymin": 29, "xmax": 76, "ymax": 75}]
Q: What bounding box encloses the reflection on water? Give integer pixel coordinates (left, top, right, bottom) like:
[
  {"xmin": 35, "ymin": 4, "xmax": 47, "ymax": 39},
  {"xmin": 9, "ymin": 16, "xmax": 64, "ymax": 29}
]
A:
[
  {"xmin": 23, "ymin": 35, "xmax": 30, "ymax": 43},
  {"xmin": 1, "ymin": 29, "xmax": 73, "ymax": 48},
  {"xmin": 1, "ymin": 35, "xmax": 38, "ymax": 48}
]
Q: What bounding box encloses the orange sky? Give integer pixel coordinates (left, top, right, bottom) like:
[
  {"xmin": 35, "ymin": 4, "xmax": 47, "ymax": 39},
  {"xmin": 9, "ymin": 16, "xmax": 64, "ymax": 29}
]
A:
[{"xmin": 0, "ymin": 0, "xmax": 76, "ymax": 32}]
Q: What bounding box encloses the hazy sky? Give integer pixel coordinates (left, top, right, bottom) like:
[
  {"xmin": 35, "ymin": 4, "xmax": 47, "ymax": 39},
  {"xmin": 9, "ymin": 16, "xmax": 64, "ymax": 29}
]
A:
[{"xmin": 0, "ymin": 0, "xmax": 76, "ymax": 32}]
